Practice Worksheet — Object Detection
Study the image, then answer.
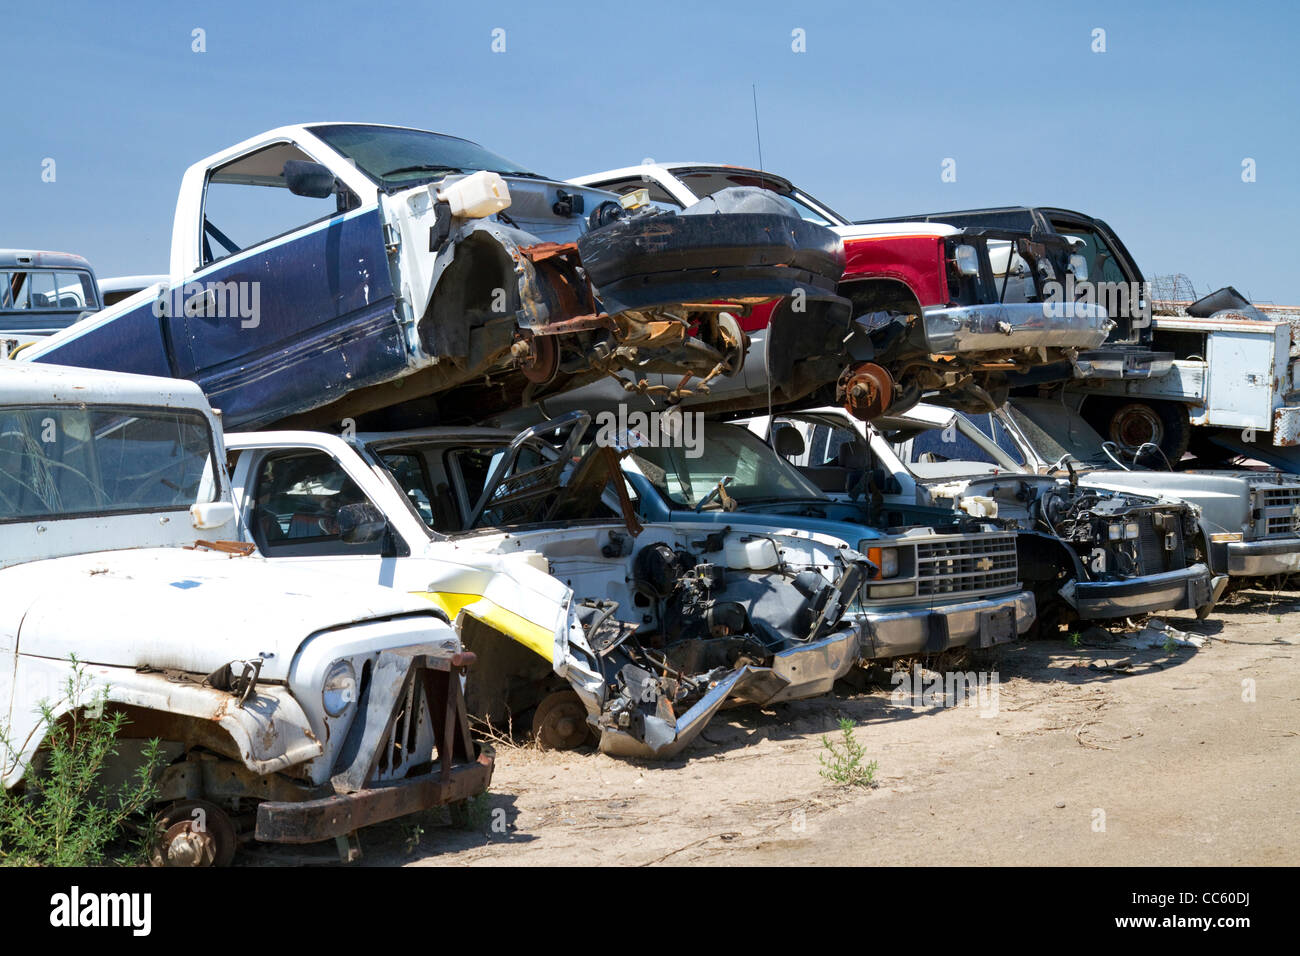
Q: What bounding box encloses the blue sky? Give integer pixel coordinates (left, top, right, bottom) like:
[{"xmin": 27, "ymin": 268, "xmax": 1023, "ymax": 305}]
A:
[{"xmin": 4, "ymin": 0, "xmax": 1298, "ymax": 302}]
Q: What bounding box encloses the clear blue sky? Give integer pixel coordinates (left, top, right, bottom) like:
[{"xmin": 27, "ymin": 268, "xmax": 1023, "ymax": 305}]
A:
[{"xmin": 4, "ymin": 0, "xmax": 1298, "ymax": 302}]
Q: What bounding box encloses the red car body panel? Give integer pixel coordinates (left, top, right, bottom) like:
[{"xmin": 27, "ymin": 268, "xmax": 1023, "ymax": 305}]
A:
[{"xmin": 841, "ymin": 234, "xmax": 949, "ymax": 308}]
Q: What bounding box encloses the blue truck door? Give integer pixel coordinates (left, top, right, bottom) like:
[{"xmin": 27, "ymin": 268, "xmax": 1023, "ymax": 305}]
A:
[{"xmin": 177, "ymin": 142, "xmax": 405, "ymax": 428}]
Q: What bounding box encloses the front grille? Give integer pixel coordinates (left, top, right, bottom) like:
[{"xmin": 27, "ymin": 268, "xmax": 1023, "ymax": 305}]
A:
[
  {"xmin": 1257, "ymin": 486, "xmax": 1300, "ymax": 538},
  {"xmin": 916, "ymin": 533, "xmax": 1018, "ymax": 598}
]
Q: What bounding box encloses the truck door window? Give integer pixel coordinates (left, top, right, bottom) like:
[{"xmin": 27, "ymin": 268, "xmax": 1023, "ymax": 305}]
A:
[
  {"xmin": 250, "ymin": 450, "xmax": 384, "ymax": 555},
  {"xmin": 902, "ymin": 427, "xmax": 1000, "ymax": 468},
  {"xmin": 201, "ymin": 142, "xmax": 353, "ymax": 267},
  {"xmin": 1055, "ymin": 228, "xmax": 1126, "ymax": 285}
]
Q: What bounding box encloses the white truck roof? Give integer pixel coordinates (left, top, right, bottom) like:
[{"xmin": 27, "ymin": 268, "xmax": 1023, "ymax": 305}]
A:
[{"xmin": 0, "ymin": 361, "xmax": 211, "ymax": 411}]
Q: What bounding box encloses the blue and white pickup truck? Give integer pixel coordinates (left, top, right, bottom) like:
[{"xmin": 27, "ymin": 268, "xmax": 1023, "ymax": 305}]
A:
[{"xmin": 18, "ymin": 124, "xmax": 847, "ymax": 431}]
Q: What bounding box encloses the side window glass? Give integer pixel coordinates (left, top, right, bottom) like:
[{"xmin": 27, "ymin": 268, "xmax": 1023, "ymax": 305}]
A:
[
  {"xmin": 906, "ymin": 428, "xmax": 998, "ymax": 466},
  {"xmin": 961, "ymin": 413, "xmax": 1026, "ymax": 466},
  {"xmin": 251, "ymin": 451, "xmax": 383, "ymax": 555},
  {"xmin": 1058, "ymin": 228, "xmax": 1126, "ymax": 285},
  {"xmin": 201, "ymin": 142, "xmax": 353, "ymax": 267}
]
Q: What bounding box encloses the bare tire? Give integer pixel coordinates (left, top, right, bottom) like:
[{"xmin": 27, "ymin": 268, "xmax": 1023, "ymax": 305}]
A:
[{"xmin": 1105, "ymin": 400, "xmax": 1190, "ymax": 462}]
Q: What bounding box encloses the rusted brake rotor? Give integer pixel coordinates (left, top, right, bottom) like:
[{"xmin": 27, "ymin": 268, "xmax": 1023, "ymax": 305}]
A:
[{"xmin": 839, "ymin": 362, "xmax": 894, "ymax": 421}]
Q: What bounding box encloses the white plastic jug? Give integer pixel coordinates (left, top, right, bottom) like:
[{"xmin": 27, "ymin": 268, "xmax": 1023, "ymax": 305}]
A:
[{"xmin": 438, "ymin": 170, "xmax": 511, "ymax": 219}]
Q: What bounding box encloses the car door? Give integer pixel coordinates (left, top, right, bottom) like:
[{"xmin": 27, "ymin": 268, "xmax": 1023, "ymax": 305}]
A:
[
  {"xmin": 235, "ymin": 445, "xmax": 405, "ymax": 590},
  {"xmin": 177, "ymin": 139, "xmax": 403, "ymax": 428}
]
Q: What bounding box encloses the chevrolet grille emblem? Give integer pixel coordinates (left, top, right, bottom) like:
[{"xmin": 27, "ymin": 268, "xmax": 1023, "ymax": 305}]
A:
[{"xmin": 975, "ymin": 557, "xmax": 994, "ymax": 571}]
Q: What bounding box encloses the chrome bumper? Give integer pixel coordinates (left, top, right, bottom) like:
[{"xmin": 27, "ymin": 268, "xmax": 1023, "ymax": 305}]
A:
[
  {"xmin": 1228, "ymin": 540, "xmax": 1300, "ymax": 576},
  {"xmin": 1066, "ymin": 563, "xmax": 1213, "ymax": 619},
  {"xmin": 858, "ymin": 590, "xmax": 1035, "ymax": 659},
  {"xmin": 921, "ymin": 301, "xmax": 1111, "ymax": 355},
  {"xmin": 597, "ymin": 628, "xmax": 861, "ymax": 760},
  {"xmin": 1074, "ymin": 347, "xmax": 1175, "ymax": 380}
]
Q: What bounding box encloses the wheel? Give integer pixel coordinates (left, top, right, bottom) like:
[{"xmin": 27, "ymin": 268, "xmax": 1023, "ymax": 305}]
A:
[
  {"xmin": 151, "ymin": 799, "xmax": 237, "ymax": 867},
  {"xmin": 1104, "ymin": 400, "xmax": 1190, "ymax": 462},
  {"xmin": 531, "ymin": 690, "xmax": 593, "ymax": 750}
]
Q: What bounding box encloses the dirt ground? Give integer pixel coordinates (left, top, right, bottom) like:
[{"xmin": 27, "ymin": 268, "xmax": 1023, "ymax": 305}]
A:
[{"xmin": 310, "ymin": 586, "xmax": 1298, "ymax": 867}]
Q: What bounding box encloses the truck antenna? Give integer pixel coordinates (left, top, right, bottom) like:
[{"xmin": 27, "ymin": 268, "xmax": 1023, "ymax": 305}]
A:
[{"xmin": 752, "ymin": 84, "xmax": 764, "ymax": 173}]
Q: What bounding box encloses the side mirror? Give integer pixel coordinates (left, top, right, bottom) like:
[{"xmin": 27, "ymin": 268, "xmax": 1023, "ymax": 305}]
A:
[
  {"xmin": 283, "ymin": 160, "xmax": 336, "ymax": 199},
  {"xmin": 953, "ymin": 243, "xmax": 981, "ymax": 277},
  {"xmin": 337, "ymin": 502, "xmax": 388, "ymax": 544},
  {"xmin": 191, "ymin": 500, "xmax": 236, "ymax": 530}
]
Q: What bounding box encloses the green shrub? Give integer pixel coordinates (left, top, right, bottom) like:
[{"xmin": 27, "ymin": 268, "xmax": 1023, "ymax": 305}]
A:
[
  {"xmin": 818, "ymin": 718, "xmax": 878, "ymax": 787},
  {"xmin": 0, "ymin": 661, "xmax": 163, "ymax": 866}
]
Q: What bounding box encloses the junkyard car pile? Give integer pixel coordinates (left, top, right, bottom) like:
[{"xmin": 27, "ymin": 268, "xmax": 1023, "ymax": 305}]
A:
[{"xmin": 3, "ymin": 123, "xmax": 1298, "ymax": 864}]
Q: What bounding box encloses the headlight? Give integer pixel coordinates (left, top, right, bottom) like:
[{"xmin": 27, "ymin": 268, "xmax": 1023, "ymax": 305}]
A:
[
  {"xmin": 865, "ymin": 545, "xmax": 899, "ymax": 578},
  {"xmin": 323, "ymin": 659, "xmax": 357, "ymax": 717},
  {"xmin": 1107, "ymin": 524, "xmax": 1122, "ymax": 541},
  {"xmin": 1125, "ymin": 522, "xmax": 1140, "ymax": 540},
  {"xmin": 869, "ymin": 582, "xmax": 916, "ymax": 599}
]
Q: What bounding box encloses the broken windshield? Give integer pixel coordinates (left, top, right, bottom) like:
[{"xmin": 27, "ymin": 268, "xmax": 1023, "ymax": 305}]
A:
[
  {"xmin": 310, "ymin": 124, "xmax": 542, "ymax": 190},
  {"xmin": 1004, "ymin": 400, "xmax": 1113, "ymax": 469},
  {"xmin": 631, "ymin": 423, "xmax": 826, "ymax": 509}
]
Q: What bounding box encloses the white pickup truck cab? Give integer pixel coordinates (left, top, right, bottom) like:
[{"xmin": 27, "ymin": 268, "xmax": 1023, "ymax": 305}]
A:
[{"xmin": 0, "ymin": 363, "xmax": 492, "ymax": 865}]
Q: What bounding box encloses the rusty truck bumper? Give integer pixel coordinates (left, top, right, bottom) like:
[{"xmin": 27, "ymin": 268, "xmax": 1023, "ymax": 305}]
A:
[
  {"xmin": 255, "ymin": 645, "xmax": 494, "ymax": 845},
  {"xmin": 254, "ymin": 748, "xmax": 494, "ymax": 844}
]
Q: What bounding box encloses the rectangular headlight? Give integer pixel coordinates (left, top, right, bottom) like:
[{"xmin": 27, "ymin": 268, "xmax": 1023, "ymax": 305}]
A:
[
  {"xmin": 1125, "ymin": 522, "xmax": 1140, "ymax": 540},
  {"xmin": 1108, "ymin": 524, "xmax": 1122, "ymax": 541},
  {"xmin": 869, "ymin": 583, "xmax": 916, "ymax": 599}
]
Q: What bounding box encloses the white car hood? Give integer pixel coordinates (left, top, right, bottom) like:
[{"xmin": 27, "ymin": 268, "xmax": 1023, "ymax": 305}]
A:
[{"xmin": 2, "ymin": 549, "xmax": 435, "ymax": 681}]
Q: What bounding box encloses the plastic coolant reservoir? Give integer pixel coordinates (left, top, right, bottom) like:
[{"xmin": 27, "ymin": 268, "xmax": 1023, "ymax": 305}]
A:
[
  {"xmin": 438, "ymin": 170, "xmax": 511, "ymax": 218},
  {"xmin": 724, "ymin": 537, "xmax": 780, "ymax": 571},
  {"xmin": 959, "ymin": 495, "xmax": 998, "ymax": 518}
]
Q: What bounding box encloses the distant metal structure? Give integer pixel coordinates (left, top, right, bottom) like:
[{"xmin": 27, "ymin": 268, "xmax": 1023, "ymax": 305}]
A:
[{"xmin": 1148, "ymin": 273, "xmax": 1199, "ymax": 315}]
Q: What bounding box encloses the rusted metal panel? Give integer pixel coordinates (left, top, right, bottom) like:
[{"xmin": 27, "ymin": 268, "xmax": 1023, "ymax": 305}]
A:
[{"xmin": 1274, "ymin": 406, "xmax": 1300, "ymax": 447}]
